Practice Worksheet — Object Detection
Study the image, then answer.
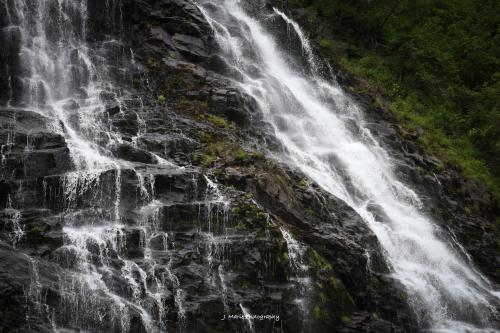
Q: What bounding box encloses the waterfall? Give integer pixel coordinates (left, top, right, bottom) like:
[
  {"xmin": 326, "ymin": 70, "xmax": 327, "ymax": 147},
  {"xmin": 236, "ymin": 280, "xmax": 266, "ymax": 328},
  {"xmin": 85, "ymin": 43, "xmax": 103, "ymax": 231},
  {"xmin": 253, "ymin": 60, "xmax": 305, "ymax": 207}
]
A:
[
  {"xmin": 1, "ymin": 1, "xmax": 170, "ymax": 331},
  {"xmin": 1, "ymin": 0, "xmax": 125, "ymax": 170},
  {"xmin": 281, "ymin": 227, "xmax": 311, "ymax": 332},
  {"xmin": 196, "ymin": 0, "xmax": 500, "ymax": 332},
  {"xmin": 1, "ymin": 0, "xmax": 498, "ymax": 331}
]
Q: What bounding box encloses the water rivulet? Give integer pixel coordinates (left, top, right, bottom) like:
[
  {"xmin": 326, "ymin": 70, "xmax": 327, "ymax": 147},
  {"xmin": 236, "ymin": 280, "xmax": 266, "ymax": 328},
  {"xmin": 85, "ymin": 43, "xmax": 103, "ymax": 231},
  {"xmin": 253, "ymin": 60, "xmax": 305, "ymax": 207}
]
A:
[
  {"xmin": 0, "ymin": 0, "xmax": 498, "ymax": 332},
  {"xmin": 197, "ymin": 1, "xmax": 500, "ymax": 331}
]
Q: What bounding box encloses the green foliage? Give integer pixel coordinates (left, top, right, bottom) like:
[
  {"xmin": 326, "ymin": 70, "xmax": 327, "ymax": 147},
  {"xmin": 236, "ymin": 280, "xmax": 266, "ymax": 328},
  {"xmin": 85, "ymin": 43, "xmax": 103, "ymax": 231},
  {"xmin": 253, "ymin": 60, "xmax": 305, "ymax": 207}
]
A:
[
  {"xmin": 198, "ymin": 131, "xmax": 213, "ymax": 144},
  {"xmin": 163, "ymin": 73, "xmax": 184, "ymax": 93},
  {"xmin": 277, "ymin": 250, "xmax": 289, "ymax": 263},
  {"xmin": 297, "ymin": 178, "xmax": 308, "ymax": 189},
  {"xmin": 158, "ymin": 95, "xmax": 166, "ymax": 103},
  {"xmin": 30, "ymin": 226, "xmax": 42, "ymax": 234},
  {"xmin": 132, "ymin": 76, "xmax": 141, "ymax": 89},
  {"xmin": 251, "ymin": 151, "xmax": 265, "ymax": 161},
  {"xmin": 206, "ymin": 115, "xmax": 236, "ymax": 129},
  {"xmin": 291, "ymin": 0, "xmax": 500, "ymax": 197},
  {"xmin": 201, "ymin": 153, "xmax": 216, "ymax": 167},
  {"xmin": 319, "ymin": 39, "xmax": 334, "ymax": 50},
  {"xmin": 147, "ymin": 58, "xmax": 159, "ymax": 67},
  {"xmin": 304, "ymin": 207, "xmax": 315, "ymax": 216},
  {"xmin": 341, "ymin": 315, "xmax": 352, "ymax": 325},
  {"xmin": 233, "ymin": 148, "xmax": 249, "ymax": 162},
  {"xmin": 176, "ymin": 97, "xmax": 209, "ymax": 114},
  {"xmin": 192, "ymin": 147, "xmax": 216, "ymax": 167},
  {"xmin": 238, "ymin": 279, "xmax": 250, "ymax": 289},
  {"xmin": 313, "ymin": 305, "xmax": 322, "ymax": 319},
  {"xmin": 232, "ymin": 201, "xmax": 268, "ymax": 223},
  {"xmin": 309, "ymin": 249, "xmax": 332, "ymax": 271},
  {"xmin": 235, "ymin": 220, "xmax": 247, "ymax": 231}
]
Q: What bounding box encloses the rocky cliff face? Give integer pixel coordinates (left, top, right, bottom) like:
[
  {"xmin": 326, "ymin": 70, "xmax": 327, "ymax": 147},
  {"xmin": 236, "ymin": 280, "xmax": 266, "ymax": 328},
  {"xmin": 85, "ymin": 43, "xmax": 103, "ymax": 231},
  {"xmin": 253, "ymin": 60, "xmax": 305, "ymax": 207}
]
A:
[{"xmin": 0, "ymin": 0, "xmax": 498, "ymax": 332}]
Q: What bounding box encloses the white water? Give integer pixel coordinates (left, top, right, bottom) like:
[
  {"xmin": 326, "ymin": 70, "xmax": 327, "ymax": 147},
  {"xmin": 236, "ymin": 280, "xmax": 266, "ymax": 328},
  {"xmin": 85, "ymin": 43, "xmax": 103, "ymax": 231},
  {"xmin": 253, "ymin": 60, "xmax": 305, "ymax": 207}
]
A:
[
  {"xmin": 197, "ymin": 0, "xmax": 500, "ymax": 331},
  {"xmin": 2, "ymin": 1, "xmax": 171, "ymax": 331},
  {"xmin": 240, "ymin": 303, "xmax": 255, "ymax": 332},
  {"xmin": 6, "ymin": 1, "xmax": 111, "ymax": 169},
  {"xmin": 281, "ymin": 227, "xmax": 311, "ymax": 331},
  {"xmin": 2, "ymin": 2, "xmax": 236, "ymax": 330}
]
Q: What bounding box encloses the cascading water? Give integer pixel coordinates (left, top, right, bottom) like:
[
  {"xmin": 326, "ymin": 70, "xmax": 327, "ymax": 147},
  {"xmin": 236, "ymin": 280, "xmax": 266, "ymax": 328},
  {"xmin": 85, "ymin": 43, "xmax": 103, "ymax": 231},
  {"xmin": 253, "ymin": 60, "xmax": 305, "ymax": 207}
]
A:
[
  {"xmin": 1, "ymin": 0, "xmax": 498, "ymax": 331},
  {"xmin": 0, "ymin": 0, "xmax": 176, "ymax": 331},
  {"xmin": 1, "ymin": 3, "xmax": 255, "ymax": 330},
  {"xmin": 281, "ymin": 227, "xmax": 311, "ymax": 332},
  {"xmin": 196, "ymin": 0, "xmax": 500, "ymax": 332},
  {"xmin": 1, "ymin": 0, "xmax": 124, "ymax": 169}
]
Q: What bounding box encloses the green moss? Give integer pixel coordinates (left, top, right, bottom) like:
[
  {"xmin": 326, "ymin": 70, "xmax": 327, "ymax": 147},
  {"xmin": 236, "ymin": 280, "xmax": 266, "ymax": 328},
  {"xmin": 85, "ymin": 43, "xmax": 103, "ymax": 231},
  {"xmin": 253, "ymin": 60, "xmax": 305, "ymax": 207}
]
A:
[
  {"xmin": 147, "ymin": 58, "xmax": 159, "ymax": 67},
  {"xmin": 176, "ymin": 97, "xmax": 209, "ymax": 114},
  {"xmin": 199, "ymin": 131, "xmax": 213, "ymax": 144},
  {"xmin": 319, "ymin": 39, "xmax": 335, "ymax": 50},
  {"xmin": 264, "ymin": 159, "xmax": 277, "ymax": 169},
  {"xmin": 267, "ymin": 221, "xmax": 284, "ymax": 240},
  {"xmin": 319, "ymin": 38, "xmax": 339, "ymax": 59},
  {"xmin": 232, "ymin": 200, "xmax": 269, "ymax": 231},
  {"xmin": 304, "ymin": 207, "xmax": 315, "ymax": 216},
  {"xmin": 158, "ymin": 95, "xmax": 166, "ymax": 103},
  {"xmin": 297, "ymin": 178, "xmax": 308, "ymax": 189},
  {"xmin": 312, "ymin": 303, "xmax": 328, "ymax": 320},
  {"xmin": 162, "ymin": 73, "xmax": 184, "ymax": 93},
  {"xmin": 191, "ymin": 151, "xmax": 216, "ymax": 167},
  {"xmin": 30, "ymin": 226, "xmax": 42, "ymax": 234},
  {"xmin": 191, "ymin": 154, "xmax": 200, "ymax": 163},
  {"xmin": 317, "ymin": 291, "xmax": 327, "ymax": 303},
  {"xmin": 132, "ymin": 77, "xmax": 141, "ymax": 89},
  {"xmin": 238, "ymin": 280, "xmax": 249, "ymax": 289},
  {"xmin": 328, "ymin": 277, "xmax": 339, "ymax": 289},
  {"xmin": 277, "ymin": 250, "xmax": 289, "ymax": 263},
  {"xmin": 235, "ymin": 220, "xmax": 247, "ymax": 231},
  {"xmin": 341, "ymin": 315, "xmax": 352, "ymax": 325},
  {"xmin": 233, "ymin": 148, "xmax": 249, "ymax": 162},
  {"xmin": 251, "ymin": 151, "xmax": 265, "ymax": 160},
  {"xmin": 192, "ymin": 136, "xmax": 259, "ymax": 169},
  {"xmin": 206, "ymin": 115, "xmax": 236, "ymax": 129},
  {"xmin": 371, "ymin": 276, "xmax": 381, "ymax": 288},
  {"xmin": 309, "ymin": 249, "xmax": 333, "ymax": 272},
  {"xmin": 201, "ymin": 152, "xmax": 216, "ymax": 167},
  {"xmin": 313, "ymin": 305, "xmax": 322, "ymax": 320}
]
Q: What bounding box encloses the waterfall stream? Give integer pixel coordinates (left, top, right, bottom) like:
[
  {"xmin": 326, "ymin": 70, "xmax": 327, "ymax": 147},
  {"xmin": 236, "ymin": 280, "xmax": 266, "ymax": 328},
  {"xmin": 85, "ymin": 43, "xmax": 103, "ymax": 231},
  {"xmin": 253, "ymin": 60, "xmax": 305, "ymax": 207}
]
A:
[
  {"xmin": 196, "ymin": 0, "xmax": 500, "ymax": 332},
  {"xmin": 0, "ymin": 0, "xmax": 499, "ymax": 331},
  {"xmin": 1, "ymin": 1, "xmax": 175, "ymax": 331}
]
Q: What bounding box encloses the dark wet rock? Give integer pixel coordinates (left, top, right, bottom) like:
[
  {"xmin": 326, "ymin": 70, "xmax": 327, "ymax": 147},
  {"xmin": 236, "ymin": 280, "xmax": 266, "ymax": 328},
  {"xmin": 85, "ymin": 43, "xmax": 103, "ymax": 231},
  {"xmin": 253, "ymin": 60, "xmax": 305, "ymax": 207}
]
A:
[
  {"xmin": 0, "ymin": 110, "xmax": 73, "ymax": 179},
  {"xmin": 220, "ymin": 163, "xmax": 417, "ymax": 332},
  {"xmin": 340, "ymin": 311, "xmax": 404, "ymax": 333},
  {"xmin": 0, "ymin": 241, "xmax": 62, "ymax": 333},
  {"xmin": 111, "ymin": 142, "xmax": 158, "ymax": 164},
  {"xmin": 172, "ymin": 33, "xmax": 209, "ymax": 62},
  {"xmin": 124, "ymin": 228, "xmax": 146, "ymax": 258},
  {"xmin": 110, "ymin": 111, "xmax": 141, "ymax": 138},
  {"xmin": 0, "ymin": 242, "xmax": 33, "ymax": 332}
]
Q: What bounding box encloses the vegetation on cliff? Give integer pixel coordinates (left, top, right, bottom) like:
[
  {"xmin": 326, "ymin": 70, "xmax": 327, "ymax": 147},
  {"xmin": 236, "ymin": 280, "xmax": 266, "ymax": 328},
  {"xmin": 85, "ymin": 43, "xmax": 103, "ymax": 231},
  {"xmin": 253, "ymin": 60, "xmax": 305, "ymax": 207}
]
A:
[{"xmin": 288, "ymin": 0, "xmax": 500, "ymax": 198}]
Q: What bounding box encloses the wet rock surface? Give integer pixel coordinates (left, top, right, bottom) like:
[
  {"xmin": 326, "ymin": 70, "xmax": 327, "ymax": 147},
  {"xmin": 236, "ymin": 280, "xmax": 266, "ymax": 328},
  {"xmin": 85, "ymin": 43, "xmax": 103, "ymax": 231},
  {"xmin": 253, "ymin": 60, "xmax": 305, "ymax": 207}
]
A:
[{"xmin": 0, "ymin": 0, "xmax": 497, "ymax": 332}]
